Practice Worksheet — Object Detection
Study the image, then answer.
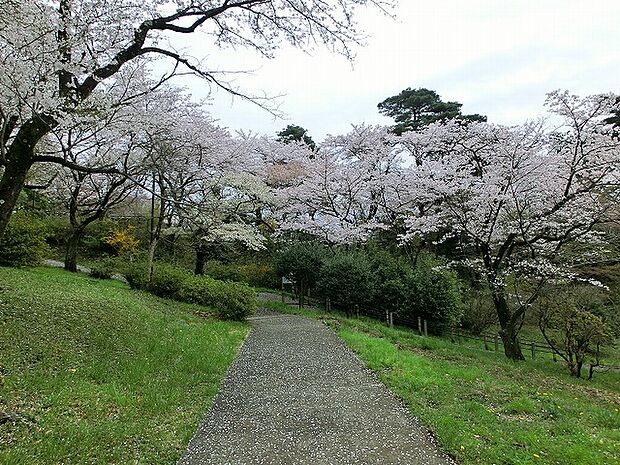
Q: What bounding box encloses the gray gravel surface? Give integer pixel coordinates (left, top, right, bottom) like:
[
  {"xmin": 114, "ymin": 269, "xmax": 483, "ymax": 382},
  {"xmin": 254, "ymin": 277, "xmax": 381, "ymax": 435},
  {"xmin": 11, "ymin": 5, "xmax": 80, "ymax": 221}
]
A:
[
  {"xmin": 44, "ymin": 259, "xmax": 127, "ymax": 282},
  {"xmin": 178, "ymin": 312, "xmax": 455, "ymax": 465}
]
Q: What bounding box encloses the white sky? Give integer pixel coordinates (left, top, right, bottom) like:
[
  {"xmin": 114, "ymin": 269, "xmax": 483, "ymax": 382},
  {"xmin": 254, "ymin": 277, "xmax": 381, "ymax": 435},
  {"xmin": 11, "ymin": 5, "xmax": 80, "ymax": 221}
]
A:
[{"xmin": 169, "ymin": 0, "xmax": 620, "ymax": 141}]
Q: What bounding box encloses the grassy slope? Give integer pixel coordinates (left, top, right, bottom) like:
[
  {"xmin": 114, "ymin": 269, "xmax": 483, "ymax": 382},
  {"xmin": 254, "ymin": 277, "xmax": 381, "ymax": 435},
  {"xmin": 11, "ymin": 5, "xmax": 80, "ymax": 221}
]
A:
[
  {"xmin": 262, "ymin": 300, "xmax": 620, "ymax": 465},
  {"xmin": 0, "ymin": 266, "xmax": 248, "ymax": 464}
]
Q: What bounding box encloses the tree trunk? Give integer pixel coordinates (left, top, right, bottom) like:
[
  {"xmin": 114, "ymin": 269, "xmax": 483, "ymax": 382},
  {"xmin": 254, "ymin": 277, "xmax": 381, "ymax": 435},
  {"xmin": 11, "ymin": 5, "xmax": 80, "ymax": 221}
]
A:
[
  {"xmin": 195, "ymin": 245, "xmax": 207, "ymax": 275},
  {"xmin": 147, "ymin": 238, "xmax": 158, "ymax": 282},
  {"xmin": 492, "ymin": 291, "xmax": 525, "ymax": 360},
  {"xmin": 499, "ymin": 326, "xmax": 525, "ymax": 361},
  {"xmin": 570, "ymin": 359, "xmax": 583, "ymax": 378},
  {"xmin": 0, "ymin": 151, "xmax": 33, "ymax": 238},
  {"xmin": 147, "ymin": 179, "xmax": 165, "ymax": 284},
  {"xmin": 64, "ymin": 228, "xmax": 84, "ymax": 272},
  {"xmin": 0, "ymin": 115, "xmax": 56, "ymax": 238}
]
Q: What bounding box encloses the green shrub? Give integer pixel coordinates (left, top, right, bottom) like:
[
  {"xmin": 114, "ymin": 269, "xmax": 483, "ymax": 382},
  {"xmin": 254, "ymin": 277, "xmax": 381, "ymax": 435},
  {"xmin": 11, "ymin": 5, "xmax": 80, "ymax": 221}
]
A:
[
  {"xmin": 237, "ymin": 262, "xmax": 279, "ymax": 288},
  {"xmin": 209, "ymin": 280, "xmax": 257, "ymax": 321},
  {"xmin": 176, "ymin": 275, "xmax": 214, "ymax": 305},
  {"xmin": 0, "ymin": 213, "xmax": 50, "ymax": 266},
  {"xmin": 177, "ymin": 275, "xmax": 256, "ymax": 321},
  {"xmin": 41, "ymin": 215, "xmax": 70, "ymax": 247},
  {"xmin": 122, "ymin": 262, "xmax": 150, "ymax": 290},
  {"xmin": 367, "ymin": 250, "xmax": 410, "ymax": 314},
  {"xmin": 275, "ymin": 241, "xmax": 327, "ymax": 296},
  {"xmin": 148, "ymin": 264, "xmax": 191, "ymax": 298},
  {"xmin": 201, "ymin": 261, "xmax": 279, "ymax": 289},
  {"xmin": 89, "ymin": 257, "xmax": 118, "ymax": 279},
  {"xmin": 317, "ymin": 252, "xmax": 376, "ymax": 314},
  {"xmin": 402, "ymin": 259, "xmax": 462, "ymax": 334},
  {"xmin": 203, "ymin": 260, "xmax": 244, "ymax": 282},
  {"xmin": 121, "ymin": 262, "xmax": 256, "ymax": 321}
]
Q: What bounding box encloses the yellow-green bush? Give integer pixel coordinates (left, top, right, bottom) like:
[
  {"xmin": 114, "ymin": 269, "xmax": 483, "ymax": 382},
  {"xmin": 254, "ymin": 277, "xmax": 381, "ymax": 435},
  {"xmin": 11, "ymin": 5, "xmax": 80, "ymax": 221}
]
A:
[{"xmin": 0, "ymin": 213, "xmax": 50, "ymax": 266}]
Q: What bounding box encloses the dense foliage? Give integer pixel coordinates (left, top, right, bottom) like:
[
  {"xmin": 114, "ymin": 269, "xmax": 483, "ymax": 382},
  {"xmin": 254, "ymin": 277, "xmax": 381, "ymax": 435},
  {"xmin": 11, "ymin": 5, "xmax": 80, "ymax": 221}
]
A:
[
  {"xmin": 317, "ymin": 252, "xmax": 375, "ymax": 313},
  {"xmin": 123, "ymin": 262, "xmax": 257, "ymax": 321},
  {"xmin": 277, "ymin": 246, "xmax": 462, "ymax": 333},
  {"xmin": 377, "ymin": 87, "xmax": 486, "ymax": 134},
  {"xmin": 0, "ymin": 213, "xmax": 50, "ymax": 266}
]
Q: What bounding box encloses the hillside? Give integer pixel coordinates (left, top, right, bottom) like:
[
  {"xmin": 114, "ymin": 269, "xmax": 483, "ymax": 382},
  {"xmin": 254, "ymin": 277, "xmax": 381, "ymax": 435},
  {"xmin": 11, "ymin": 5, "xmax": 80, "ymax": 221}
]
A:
[{"xmin": 0, "ymin": 266, "xmax": 248, "ymax": 464}]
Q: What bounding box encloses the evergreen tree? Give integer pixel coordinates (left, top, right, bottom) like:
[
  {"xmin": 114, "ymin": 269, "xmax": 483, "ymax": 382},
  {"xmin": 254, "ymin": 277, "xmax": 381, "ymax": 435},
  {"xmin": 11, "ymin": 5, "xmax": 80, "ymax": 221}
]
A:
[{"xmin": 378, "ymin": 87, "xmax": 486, "ymax": 135}]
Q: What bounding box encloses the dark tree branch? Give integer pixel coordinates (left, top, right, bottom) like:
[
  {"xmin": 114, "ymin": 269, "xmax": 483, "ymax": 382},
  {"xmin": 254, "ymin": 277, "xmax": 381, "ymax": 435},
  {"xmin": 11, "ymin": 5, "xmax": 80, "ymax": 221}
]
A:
[{"xmin": 32, "ymin": 155, "xmax": 121, "ymax": 175}]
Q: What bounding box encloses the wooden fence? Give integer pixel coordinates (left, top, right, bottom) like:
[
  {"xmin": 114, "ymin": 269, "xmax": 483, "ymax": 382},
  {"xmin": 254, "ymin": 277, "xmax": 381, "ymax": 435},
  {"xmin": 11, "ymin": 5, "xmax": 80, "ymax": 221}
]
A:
[{"xmin": 278, "ymin": 291, "xmax": 620, "ymax": 373}]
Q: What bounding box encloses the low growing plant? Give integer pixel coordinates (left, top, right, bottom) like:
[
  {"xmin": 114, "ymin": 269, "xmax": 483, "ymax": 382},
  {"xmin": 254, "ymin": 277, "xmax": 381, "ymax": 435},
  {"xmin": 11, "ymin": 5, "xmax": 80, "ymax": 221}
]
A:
[
  {"xmin": 0, "ymin": 213, "xmax": 50, "ymax": 266},
  {"xmin": 178, "ymin": 275, "xmax": 256, "ymax": 321},
  {"xmin": 147, "ymin": 264, "xmax": 191, "ymax": 298},
  {"xmin": 122, "ymin": 262, "xmax": 256, "ymax": 321},
  {"xmin": 89, "ymin": 256, "xmax": 118, "ymax": 279}
]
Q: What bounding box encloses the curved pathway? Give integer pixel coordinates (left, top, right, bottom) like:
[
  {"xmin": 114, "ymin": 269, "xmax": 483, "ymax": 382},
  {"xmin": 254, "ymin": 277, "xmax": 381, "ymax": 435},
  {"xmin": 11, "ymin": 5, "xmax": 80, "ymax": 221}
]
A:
[{"xmin": 178, "ymin": 309, "xmax": 455, "ymax": 465}]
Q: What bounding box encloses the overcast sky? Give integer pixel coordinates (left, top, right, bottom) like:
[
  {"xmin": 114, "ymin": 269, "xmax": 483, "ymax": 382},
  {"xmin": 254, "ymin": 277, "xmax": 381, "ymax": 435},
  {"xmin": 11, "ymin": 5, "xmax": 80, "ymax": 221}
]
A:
[{"xmin": 172, "ymin": 0, "xmax": 620, "ymax": 141}]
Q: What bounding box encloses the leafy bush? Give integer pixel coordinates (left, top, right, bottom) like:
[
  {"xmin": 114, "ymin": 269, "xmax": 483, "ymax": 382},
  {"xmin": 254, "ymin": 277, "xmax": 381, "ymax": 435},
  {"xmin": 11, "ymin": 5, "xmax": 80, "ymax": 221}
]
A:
[
  {"xmin": 203, "ymin": 260, "xmax": 244, "ymax": 282},
  {"xmin": 122, "ymin": 262, "xmax": 150, "ymax": 290},
  {"xmin": 89, "ymin": 257, "xmax": 118, "ymax": 279},
  {"xmin": 81, "ymin": 219, "xmax": 120, "ymax": 255},
  {"xmin": 403, "ymin": 262, "xmax": 462, "ymax": 334},
  {"xmin": 40, "ymin": 215, "xmax": 71, "ymax": 247},
  {"xmin": 0, "ymin": 213, "xmax": 50, "ymax": 266},
  {"xmin": 177, "ymin": 274, "xmax": 256, "ymax": 321},
  {"xmin": 275, "ymin": 241, "xmax": 327, "ymax": 297},
  {"xmin": 208, "ymin": 280, "xmax": 257, "ymax": 321},
  {"xmin": 317, "ymin": 252, "xmax": 376, "ymax": 314},
  {"xmin": 201, "ymin": 261, "xmax": 279, "ymax": 289},
  {"xmin": 367, "ymin": 250, "xmax": 410, "ymax": 314},
  {"xmin": 175, "ymin": 274, "xmax": 214, "ymax": 304},
  {"xmin": 237, "ymin": 262, "xmax": 279, "ymax": 288},
  {"xmin": 147, "ymin": 264, "xmax": 191, "ymax": 298},
  {"xmin": 121, "ymin": 262, "xmax": 256, "ymax": 321}
]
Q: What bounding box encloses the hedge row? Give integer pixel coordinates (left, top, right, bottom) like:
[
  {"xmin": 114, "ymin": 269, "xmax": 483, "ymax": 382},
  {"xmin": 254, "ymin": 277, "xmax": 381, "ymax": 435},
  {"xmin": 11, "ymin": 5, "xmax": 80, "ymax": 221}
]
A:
[
  {"xmin": 276, "ymin": 244, "xmax": 462, "ymax": 334},
  {"xmin": 123, "ymin": 263, "xmax": 256, "ymax": 321}
]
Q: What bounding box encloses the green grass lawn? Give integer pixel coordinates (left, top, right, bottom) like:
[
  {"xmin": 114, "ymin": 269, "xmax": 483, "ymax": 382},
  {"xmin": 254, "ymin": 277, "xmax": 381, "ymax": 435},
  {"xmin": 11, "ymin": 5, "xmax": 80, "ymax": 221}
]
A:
[
  {"xmin": 261, "ymin": 299, "xmax": 620, "ymax": 465},
  {"xmin": 0, "ymin": 266, "xmax": 248, "ymax": 464}
]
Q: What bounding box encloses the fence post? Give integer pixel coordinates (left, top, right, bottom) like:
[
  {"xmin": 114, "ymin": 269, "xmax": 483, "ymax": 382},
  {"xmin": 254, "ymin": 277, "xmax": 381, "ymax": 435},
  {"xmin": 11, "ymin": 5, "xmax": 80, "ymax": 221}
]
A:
[
  {"xmin": 355, "ymin": 304, "xmax": 360, "ymax": 318},
  {"xmin": 281, "ymin": 291, "xmax": 285, "ymax": 303},
  {"xmin": 494, "ymin": 335, "xmax": 499, "ymax": 352},
  {"xmin": 386, "ymin": 310, "xmax": 390, "ymax": 326},
  {"xmin": 423, "ymin": 319, "xmax": 428, "ymax": 337},
  {"xmin": 418, "ymin": 317, "xmax": 422, "ymax": 335},
  {"xmin": 483, "ymin": 334, "xmax": 488, "ymax": 351},
  {"xmin": 531, "ymin": 342, "xmax": 536, "ymax": 359},
  {"xmin": 389, "ymin": 312, "xmax": 394, "ymax": 327}
]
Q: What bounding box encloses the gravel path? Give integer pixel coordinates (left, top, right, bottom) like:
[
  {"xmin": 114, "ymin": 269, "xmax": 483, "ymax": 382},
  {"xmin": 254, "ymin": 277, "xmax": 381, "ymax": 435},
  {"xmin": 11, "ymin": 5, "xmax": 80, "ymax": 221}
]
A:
[
  {"xmin": 44, "ymin": 259, "xmax": 127, "ymax": 282},
  {"xmin": 178, "ymin": 311, "xmax": 455, "ymax": 465}
]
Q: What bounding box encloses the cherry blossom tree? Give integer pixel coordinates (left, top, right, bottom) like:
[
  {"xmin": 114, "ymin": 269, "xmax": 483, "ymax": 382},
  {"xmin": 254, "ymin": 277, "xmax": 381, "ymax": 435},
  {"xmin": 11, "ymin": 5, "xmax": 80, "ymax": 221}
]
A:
[
  {"xmin": 43, "ymin": 74, "xmax": 165, "ymax": 271},
  {"xmin": 0, "ymin": 0, "xmax": 394, "ymax": 237},
  {"xmin": 137, "ymin": 89, "xmax": 224, "ymax": 279},
  {"xmin": 276, "ymin": 124, "xmax": 408, "ymax": 243},
  {"xmin": 137, "ymin": 118, "xmax": 277, "ymax": 275},
  {"xmin": 400, "ymin": 91, "xmax": 620, "ymax": 360}
]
